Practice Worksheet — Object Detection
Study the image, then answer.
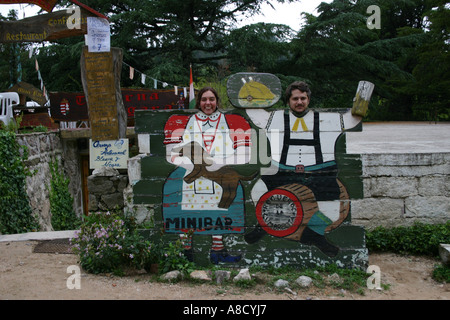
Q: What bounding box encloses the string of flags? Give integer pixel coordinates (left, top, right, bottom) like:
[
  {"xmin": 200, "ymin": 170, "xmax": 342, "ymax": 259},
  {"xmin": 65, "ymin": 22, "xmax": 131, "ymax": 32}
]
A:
[
  {"xmin": 122, "ymin": 61, "xmax": 193, "ymax": 99},
  {"xmin": 31, "ymin": 49, "xmax": 49, "ymax": 104},
  {"xmin": 28, "ymin": 48, "xmax": 196, "ymax": 108}
]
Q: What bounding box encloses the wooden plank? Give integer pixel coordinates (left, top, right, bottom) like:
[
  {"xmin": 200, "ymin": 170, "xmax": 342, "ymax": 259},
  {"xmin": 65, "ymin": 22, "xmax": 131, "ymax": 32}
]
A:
[
  {"xmin": 80, "ymin": 46, "xmax": 126, "ymax": 140},
  {"xmin": 0, "ymin": 7, "xmax": 99, "ymax": 43},
  {"xmin": 227, "ymin": 73, "xmax": 281, "ymax": 109},
  {"xmin": 80, "ymin": 47, "xmax": 118, "ymax": 140},
  {"xmin": 8, "ymin": 82, "xmax": 47, "ymax": 106},
  {"xmin": 59, "ymin": 127, "xmax": 135, "ymax": 140}
]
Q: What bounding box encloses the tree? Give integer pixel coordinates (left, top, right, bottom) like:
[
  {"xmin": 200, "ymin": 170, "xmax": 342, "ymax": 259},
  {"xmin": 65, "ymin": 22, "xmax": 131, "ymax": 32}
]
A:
[
  {"xmin": 32, "ymin": 38, "xmax": 85, "ymax": 93},
  {"xmin": 286, "ymin": 0, "xmax": 448, "ymax": 121},
  {"xmin": 54, "ymin": 0, "xmax": 296, "ymax": 88},
  {"xmin": 227, "ymin": 23, "xmax": 295, "ymax": 73},
  {"xmin": 0, "ymin": 10, "xmax": 35, "ymax": 91},
  {"xmin": 406, "ymin": 3, "xmax": 450, "ymax": 121}
]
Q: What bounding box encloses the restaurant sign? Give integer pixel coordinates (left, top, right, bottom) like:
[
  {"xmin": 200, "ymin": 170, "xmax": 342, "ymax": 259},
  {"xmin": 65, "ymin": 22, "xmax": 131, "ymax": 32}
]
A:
[
  {"xmin": 49, "ymin": 89, "xmax": 187, "ymax": 122},
  {"xmin": 0, "ymin": 7, "xmax": 99, "ymax": 43}
]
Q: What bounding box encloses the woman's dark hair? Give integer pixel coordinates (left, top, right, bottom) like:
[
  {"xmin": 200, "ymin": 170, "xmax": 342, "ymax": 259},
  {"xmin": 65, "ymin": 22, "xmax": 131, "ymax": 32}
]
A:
[
  {"xmin": 284, "ymin": 81, "xmax": 311, "ymax": 103},
  {"xmin": 195, "ymin": 87, "xmax": 220, "ymax": 110}
]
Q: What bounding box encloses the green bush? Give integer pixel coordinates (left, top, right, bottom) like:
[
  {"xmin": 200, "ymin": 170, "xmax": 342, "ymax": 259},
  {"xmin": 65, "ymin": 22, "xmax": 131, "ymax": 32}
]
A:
[
  {"xmin": 432, "ymin": 264, "xmax": 450, "ymax": 283},
  {"xmin": 0, "ymin": 130, "xmax": 39, "ymax": 234},
  {"xmin": 48, "ymin": 159, "xmax": 80, "ymax": 231},
  {"xmin": 158, "ymin": 237, "xmax": 194, "ymax": 275},
  {"xmin": 71, "ymin": 211, "xmax": 155, "ymax": 275},
  {"xmin": 366, "ymin": 222, "xmax": 450, "ymax": 257}
]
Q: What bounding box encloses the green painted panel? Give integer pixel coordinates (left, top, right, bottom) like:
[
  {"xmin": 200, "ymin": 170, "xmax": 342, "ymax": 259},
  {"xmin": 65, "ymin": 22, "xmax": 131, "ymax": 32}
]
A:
[{"xmin": 132, "ymin": 74, "xmax": 369, "ymax": 269}]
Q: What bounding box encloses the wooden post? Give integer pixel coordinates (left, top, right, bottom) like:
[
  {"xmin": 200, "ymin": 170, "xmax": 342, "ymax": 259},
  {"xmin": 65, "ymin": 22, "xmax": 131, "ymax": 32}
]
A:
[{"xmin": 80, "ymin": 46, "xmax": 126, "ymax": 140}]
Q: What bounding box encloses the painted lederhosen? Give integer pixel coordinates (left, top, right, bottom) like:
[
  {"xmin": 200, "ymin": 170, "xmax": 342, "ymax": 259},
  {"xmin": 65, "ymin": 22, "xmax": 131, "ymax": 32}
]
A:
[
  {"xmin": 261, "ymin": 110, "xmax": 340, "ymax": 201},
  {"xmin": 259, "ymin": 110, "xmax": 344, "ymax": 235},
  {"xmin": 162, "ymin": 111, "xmax": 251, "ymax": 235}
]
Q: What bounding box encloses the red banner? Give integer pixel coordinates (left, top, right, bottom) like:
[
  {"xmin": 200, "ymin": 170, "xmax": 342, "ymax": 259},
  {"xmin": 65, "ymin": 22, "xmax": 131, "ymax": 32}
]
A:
[
  {"xmin": 49, "ymin": 89, "xmax": 188, "ymax": 124},
  {"xmin": 0, "ymin": 1, "xmax": 58, "ymax": 12}
]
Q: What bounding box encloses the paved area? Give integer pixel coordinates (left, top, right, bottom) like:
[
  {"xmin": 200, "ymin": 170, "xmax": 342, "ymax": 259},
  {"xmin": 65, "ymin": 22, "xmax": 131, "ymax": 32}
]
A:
[
  {"xmin": 0, "ymin": 230, "xmax": 76, "ymax": 242},
  {"xmin": 346, "ymin": 122, "xmax": 450, "ymax": 154}
]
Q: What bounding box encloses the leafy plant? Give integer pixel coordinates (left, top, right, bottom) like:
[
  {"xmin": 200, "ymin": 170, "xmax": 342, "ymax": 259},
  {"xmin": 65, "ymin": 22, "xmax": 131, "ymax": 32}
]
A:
[
  {"xmin": 366, "ymin": 222, "xmax": 450, "ymax": 257},
  {"xmin": 48, "ymin": 159, "xmax": 80, "ymax": 231},
  {"xmin": 158, "ymin": 237, "xmax": 195, "ymax": 275},
  {"xmin": 71, "ymin": 211, "xmax": 154, "ymax": 275},
  {"xmin": 0, "ymin": 130, "xmax": 39, "ymax": 234},
  {"xmin": 432, "ymin": 264, "xmax": 450, "ymax": 283}
]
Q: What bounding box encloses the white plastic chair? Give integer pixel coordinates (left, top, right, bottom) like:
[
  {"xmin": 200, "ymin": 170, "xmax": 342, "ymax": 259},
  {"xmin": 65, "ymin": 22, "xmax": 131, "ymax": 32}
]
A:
[{"xmin": 0, "ymin": 92, "xmax": 20, "ymax": 127}]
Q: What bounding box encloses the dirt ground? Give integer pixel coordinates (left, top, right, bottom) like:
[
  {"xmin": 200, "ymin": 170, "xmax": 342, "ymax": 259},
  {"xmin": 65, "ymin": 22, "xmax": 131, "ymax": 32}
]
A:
[{"xmin": 0, "ymin": 241, "xmax": 448, "ymax": 300}]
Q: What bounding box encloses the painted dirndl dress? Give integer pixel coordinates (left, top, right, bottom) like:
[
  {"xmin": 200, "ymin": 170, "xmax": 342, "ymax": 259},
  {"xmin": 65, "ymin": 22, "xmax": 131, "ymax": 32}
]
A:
[{"xmin": 162, "ymin": 111, "xmax": 251, "ymax": 236}]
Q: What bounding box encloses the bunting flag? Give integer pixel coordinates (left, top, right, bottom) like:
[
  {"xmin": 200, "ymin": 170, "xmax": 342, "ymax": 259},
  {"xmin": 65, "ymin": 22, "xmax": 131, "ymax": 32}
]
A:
[
  {"xmin": 129, "ymin": 66, "xmax": 134, "ymax": 80},
  {"xmin": 122, "ymin": 61, "xmax": 192, "ymax": 97},
  {"xmin": 30, "ymin": 57, "xmax": 48, "ymax": 102},
  {"xmin": 189, "ymin": 64, "xmax": 195, "ymax": 109}
]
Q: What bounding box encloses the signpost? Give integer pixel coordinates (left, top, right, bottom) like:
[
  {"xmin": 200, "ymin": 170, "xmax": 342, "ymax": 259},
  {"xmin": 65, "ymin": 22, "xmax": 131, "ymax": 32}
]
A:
[
  {"xmin": 89, "ymin": 139, "xmax": 129, "ymax": 169},
  {"xmin": 81, "ymin": 47, "xmax": 119, "ymax": 141}
]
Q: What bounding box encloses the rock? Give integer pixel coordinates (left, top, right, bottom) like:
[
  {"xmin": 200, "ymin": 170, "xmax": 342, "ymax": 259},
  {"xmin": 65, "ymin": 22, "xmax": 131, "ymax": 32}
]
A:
[
  {"xmin": 274, "ymin": 279, "xmax": 289, "ymax": 288},
  {"xmin": 190, "ymin": 270, "xmax": 211, "ymax": 281},
  {"xmin": 296, "ymin": 275, "xmax": 313, "ymax": 288},
  {"xmin": 161, "ymin": 270, "xmax": 182, "ymax": 281},
  {"xmin": 439, "ymin": 244, "xmax": 450, "ymax": 266},
  {"xmin": 92, "ymin": 167, "xmax": 119, "ymax": 177},
  {"xmin": 215, "ymin": 270, "xmax": 231, "ymax": 284},
  {"xmin": 101, "ymin": 193, "xmax": 125, "ymax": 210},
  {"xmin": 327, "ymin": 273, "xmax": 343, "ymax": 284},
  {"xmin": 233, "ymin": 268, "xmax": 251, "ymax": 282},
  {"xmin": 284, "ymin": 287, "xmax": 297, "ymax": 296}
]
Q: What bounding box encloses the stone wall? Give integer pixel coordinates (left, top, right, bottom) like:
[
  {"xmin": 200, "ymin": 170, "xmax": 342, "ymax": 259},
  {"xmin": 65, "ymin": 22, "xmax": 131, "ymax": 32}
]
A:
[
  {"xmin": 16, "ymin": 132, "xmax": 82, "ymax": 231},
  {"xmin": 126, "ymin": 151, "xmax": 449, "ymax": 232},
  {"xmin": 17, "ymin": 132, "xmax": 62, "ymax": 231},
  {"xmin": 87, "ymin": 167, "xmax": 128, "ymax": 213},
  {"xmin": 15, "ymin": 132, "xmax": 449, "ymax": 233},
  {"xmin": 352, "ymin": 153, "xmax": 450, "ymax": 229}
]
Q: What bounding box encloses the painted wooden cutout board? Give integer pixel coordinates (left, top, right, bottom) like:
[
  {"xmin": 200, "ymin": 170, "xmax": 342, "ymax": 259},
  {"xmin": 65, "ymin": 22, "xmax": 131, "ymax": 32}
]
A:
[{"xmin": 133, "ymin": 74, "xmax": 372, "ymax": 269}]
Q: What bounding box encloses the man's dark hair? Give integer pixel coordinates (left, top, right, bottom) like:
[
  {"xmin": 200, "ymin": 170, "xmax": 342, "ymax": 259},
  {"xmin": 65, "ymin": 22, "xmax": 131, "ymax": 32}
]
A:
[{"xmin": 285, "ymin": 81, "xmax": 312, "ymax": 103}]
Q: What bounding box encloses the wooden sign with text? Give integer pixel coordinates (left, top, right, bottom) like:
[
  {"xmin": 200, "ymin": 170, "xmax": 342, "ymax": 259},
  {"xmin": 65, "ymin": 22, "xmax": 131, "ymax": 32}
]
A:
[
  {"xmin": 49, "ymin": 89, "xmax": 186, "ymax": 124},
  {"xmin": 81, "ymin": 47, "xmax": 119, "ymax": 141},
  {"xmin": 8, "ymin": 81, "xmax": 47, "ymax": 106},
  {"xmin": 0, "ymin": 8, "xmax": 99, "ymax": 43}
]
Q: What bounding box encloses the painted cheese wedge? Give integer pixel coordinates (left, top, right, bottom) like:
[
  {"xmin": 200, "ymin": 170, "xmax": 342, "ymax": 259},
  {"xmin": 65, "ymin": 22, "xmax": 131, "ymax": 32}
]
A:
[{"xmin": 227, "ymin": 72, "xmax": 281, "ymax": 109}]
